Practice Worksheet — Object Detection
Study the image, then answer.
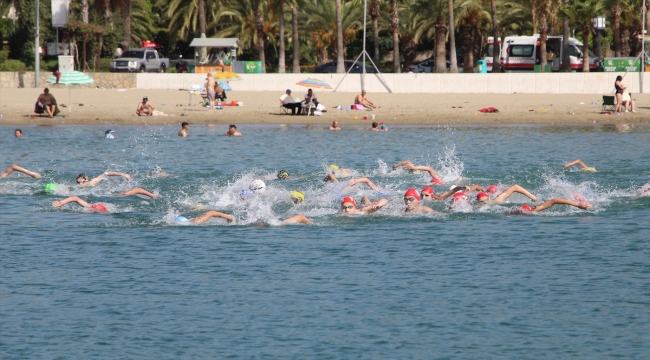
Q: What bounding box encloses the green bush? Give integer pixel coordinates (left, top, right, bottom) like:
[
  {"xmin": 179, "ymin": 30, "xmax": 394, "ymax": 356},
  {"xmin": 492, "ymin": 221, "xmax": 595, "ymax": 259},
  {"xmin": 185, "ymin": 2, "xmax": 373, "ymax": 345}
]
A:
[
  {"xmin": 0, "ymin": 59, "xmax": 27, "ymax": 71},
  {"xmin": 0, "ymin": 49, "xmax": 9, "ymax": 63}
]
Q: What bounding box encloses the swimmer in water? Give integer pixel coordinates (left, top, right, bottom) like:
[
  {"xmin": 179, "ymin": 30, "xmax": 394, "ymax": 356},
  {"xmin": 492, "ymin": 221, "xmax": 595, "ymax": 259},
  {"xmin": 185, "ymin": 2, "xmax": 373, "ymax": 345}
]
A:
[
  {"xmin": 341, "ymin": 196, "xmax": 388, "ymax": 214},
  {"xmin": 329, "ymin": 121, "xmax": 341, "ymax": 131},
  {"xmin": 1, "ymin": 164, "xmax": 42, "ymax": 179},
  {"xmin": 515, "ymin": 198, "xmax": 592, "ymax": 213},
  {"xmin": 76, "ymin": 171, "xmax": 131, "ymax": 187},
  {"xmin": 52, "ymin": 188, "xmax": 158, "ymax": 212},
  {"xmin": 225, "ymin": 124, "xmax": 242, "ymax": 137},
  {"xmin": 104, "ymin": 129, "xmax": 115, "ymax": 139},
  {"xmin": 277, "ymin": 170, "xmax": 290, "ymax": 180},
  {"xmin": 324, "ymin": 173, "xmax": 380, "ymax": 192},
  {"xmin": 178, "ymin": 122, "xmax": 189, "ymax": 137},
  {"xmin": 290, "ymin": 190, "xmax": 304, "ymax": 204},
  {"xmin": 564, "ymin": 159, "xmax": 596, "ymax": 173},
  {"xmin": 403, "ymin": 188, "xmax": 434, "ymax": 213},
  {"xmin": 392, "ymin": 160, "xmax": 444, "ymax": 184},
  {"xmin": 420, "ymin": 185, "xmax": 470, "ymax": 201},
  {"xmin": 325, "ymin": 164, "xmax": 352, "ymax": 179},
  {"xmin": 180, "ymin": 211, "xmax": 311, "ymax": 224},
  {"xmin": 474, "ymin": 184, "xmax": 538, "ymax": 204}
]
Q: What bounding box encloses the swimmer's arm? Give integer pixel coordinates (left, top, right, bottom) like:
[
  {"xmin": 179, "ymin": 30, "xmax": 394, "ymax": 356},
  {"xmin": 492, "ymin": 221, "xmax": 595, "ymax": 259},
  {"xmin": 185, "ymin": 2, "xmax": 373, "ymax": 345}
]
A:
[
  {"xmin": 104, "ymin": 171, "xmax": 132, "ymax": 181},
  {"xmin": 466, "ymin": 185, "xmax": 484, "ymax": 193},
  {"xmin": 1, "ymin": 164, "xmax": 42, "ymax": 178},
  {"xmin": 118, "ymin": 187, "xmax": 157, "ymax": 199},
  {"xmin": 564, "ymin": 159, "xmax": 588, "ymax": 169},
  {"xmin": 533, "ymin": 198, "xmax": 592, "ymax": 212},
  {"xmin": 52, "ymin": 196, "xmax": 90, "ymax": 208},
  {"xmin": 282, "ymin": 214, "xmax": 311, "ymax": 224},
  {"xmin": 392, "ymin": 160, "xmax": 412, "ymax": 170},
  {"xmin": 419, "ymin": 206, "xmax": 435, "ymax": 213},
  {"xmin": 435, "ymin": 186, "xmax": 469, "ymax": 200},
  {"xmin": 360, "ymin": 198, "xmax": 388, "ymax": 213},
  {"xmin": 344, "ymin": 178, "xmax": 379, "ymax": 191},
  {"xmin": 406, "ymin": 165, "xmax": 441, "ymax": 180},
  {"xmin": 190, "ymin": 211, "xmax": 234, "ymax": 224}
]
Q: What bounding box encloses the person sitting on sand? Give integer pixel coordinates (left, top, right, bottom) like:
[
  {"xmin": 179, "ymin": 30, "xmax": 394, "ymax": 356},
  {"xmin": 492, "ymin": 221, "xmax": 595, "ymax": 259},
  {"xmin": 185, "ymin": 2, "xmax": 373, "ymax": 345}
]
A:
[
  {"xmin": 52, "ymin": 188, "xmax": 158, "ymax": 213},
  {"xmin": 564, "ymin": 159, "xmax": 596, "ymax": 173},
  {"xmin": 621, "ymin": 92, "xmax": 637, "ymax": 113},
  {"xmin": 340, "ymin": 196, "xmax": 388, "ymax": 215},
  {"xmin": 354, "ymin": 90, "xmax": 378, "ymax": 109},
  {"xmin": 215, "ymin": 83, "xmax": 227, "ymax": 102},
  {"xmin": 1, "ymin": 164, "xmax": 41, "ymax": 179},
  {"xmin": 403, "ymin": 188, "xmax": 434, "ymax": 213},
  {"xmin": 515, "ymin": 198, "xmax": 592, "ymax": 214},
  {"xmin": 177, "ymin": 211, "xmax": 311, "ymax": 224},
  {"xmin": 136, "ymin": 96, "xmax": 155, "ymax": 116},
  {"xmin": 35, "ymin": 88, "xmax": 59, "ymax": 118},
  {"xmin": 280, "ymin": 89, "xmax": 301, "ymax": 115},
  {"xmin": 393, "ymin": 160, "xmax": 444, "ymax": 184},
  {"xmin": 329, "ymin": 121, "xmax": 341, "ymax": 131},
  {"xmin": 178, "ymin": 122, "xmax": 190, "ymax": 137},
  {"xmin": 225, "ymin": 124, "xmax": 242, "ymax": 136},
  {"xmin": 75, "ymin": 171, "xmax": 131, "ymax": 187}
]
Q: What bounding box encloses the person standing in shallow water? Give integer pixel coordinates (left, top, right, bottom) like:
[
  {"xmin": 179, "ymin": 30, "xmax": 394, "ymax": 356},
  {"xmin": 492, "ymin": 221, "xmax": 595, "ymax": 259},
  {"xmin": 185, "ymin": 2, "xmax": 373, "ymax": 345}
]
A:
[{"xmin": 178, "ymin": 122, "xmax": 190, "ymax": 137}]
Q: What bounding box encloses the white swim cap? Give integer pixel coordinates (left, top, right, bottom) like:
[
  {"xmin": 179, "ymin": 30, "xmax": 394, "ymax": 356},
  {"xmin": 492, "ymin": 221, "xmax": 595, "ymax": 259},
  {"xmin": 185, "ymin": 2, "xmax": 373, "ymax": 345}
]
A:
[{"xmin": 250, "ymin": 179, "xmax": 266, "ymax": 192}]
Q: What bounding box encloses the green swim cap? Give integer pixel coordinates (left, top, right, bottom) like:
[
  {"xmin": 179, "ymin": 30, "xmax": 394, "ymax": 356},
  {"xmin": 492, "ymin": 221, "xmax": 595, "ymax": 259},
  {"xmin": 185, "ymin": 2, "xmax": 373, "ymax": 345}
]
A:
[{"xmin": 44, "ymin": 183, "xmax": 57, "ymax": 193}]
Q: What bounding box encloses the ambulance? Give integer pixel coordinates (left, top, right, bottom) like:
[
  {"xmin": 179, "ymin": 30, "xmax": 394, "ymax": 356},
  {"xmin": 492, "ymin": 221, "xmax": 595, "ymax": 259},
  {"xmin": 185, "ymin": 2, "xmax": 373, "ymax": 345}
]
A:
[
  {"xmin": 499, "ymin": 34, "xmax": 600, "ymax": 72},
  {"xmin": 484, "ymin": 37, "xmax": 501, "ymax": 72}
]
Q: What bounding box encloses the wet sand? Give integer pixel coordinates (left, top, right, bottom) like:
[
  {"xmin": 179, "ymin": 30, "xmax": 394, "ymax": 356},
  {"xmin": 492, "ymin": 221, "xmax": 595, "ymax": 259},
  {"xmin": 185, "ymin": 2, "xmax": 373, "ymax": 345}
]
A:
[{"xmin": 0, "ymin": 88, "xmax": 647, "ymax": 126}]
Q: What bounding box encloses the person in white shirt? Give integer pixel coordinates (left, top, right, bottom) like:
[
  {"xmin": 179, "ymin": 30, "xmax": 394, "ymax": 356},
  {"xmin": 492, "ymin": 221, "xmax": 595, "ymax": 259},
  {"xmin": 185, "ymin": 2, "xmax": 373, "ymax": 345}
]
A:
[{"xmin": 280, "ymin": 89, "xmax": 301, "ymax": 115}]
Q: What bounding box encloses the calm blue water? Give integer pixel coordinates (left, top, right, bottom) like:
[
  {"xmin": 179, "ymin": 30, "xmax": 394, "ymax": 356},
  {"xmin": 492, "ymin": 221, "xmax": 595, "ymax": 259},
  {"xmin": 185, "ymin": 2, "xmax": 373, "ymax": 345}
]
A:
[{"xmin": 1, "ymin": 124, "xmax": 649, "ymax": 359}]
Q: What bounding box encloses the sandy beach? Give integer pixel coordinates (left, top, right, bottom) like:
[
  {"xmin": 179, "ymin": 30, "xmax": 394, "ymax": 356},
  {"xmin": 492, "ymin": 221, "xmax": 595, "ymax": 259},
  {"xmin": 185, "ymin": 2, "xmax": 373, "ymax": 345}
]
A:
[{"xmin": 0, "ymin": 88, "xmax": 647, "ymax": 126}]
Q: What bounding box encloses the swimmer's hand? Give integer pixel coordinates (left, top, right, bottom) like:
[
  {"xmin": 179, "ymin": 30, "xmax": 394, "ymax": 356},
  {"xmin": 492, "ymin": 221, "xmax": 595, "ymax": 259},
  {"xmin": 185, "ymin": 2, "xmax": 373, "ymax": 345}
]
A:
[
  {"xmin": 52, "ymin": 201, "xmax": 63, "ymax": 208},
  {"xmin": 29, "ymin": 171, "xmax": 42, "ymax": 178},
  {"xmin": 530, "ymin": 195, "xmax": 539, "ymax": 202},
  {"xmin": 577, "ymin": 202, "xmax": 592, "ymax": 210}
]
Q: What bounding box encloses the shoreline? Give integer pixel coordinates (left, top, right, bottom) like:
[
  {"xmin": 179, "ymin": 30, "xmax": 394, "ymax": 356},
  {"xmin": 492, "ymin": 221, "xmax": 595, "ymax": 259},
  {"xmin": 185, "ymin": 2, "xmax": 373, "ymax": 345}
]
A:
[{"xmin": 1, "ymin": 89, "xmax": 647, "ymax": 126}]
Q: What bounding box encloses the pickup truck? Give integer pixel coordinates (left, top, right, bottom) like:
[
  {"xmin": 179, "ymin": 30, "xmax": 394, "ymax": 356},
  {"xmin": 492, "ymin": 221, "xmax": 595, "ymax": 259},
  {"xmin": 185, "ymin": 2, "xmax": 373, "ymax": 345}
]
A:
[{"xmin": 110, "ymin": 49, "xmax": 170, "ymax": 73}]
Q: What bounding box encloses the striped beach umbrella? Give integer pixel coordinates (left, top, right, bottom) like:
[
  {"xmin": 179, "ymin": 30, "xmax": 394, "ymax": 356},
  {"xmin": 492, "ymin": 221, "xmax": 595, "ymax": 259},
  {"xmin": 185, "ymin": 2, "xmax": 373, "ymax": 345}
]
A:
[
  {"xmin": 296, "ymin": 78, "xmax": 332, "ymax": 89},
  {"xmin": 46, "ymin": 71, "xmax": 95, "ymax": 114},
  {"xmin": 213, "ymin": 72, "xmax": 242, "ymax": 81}
]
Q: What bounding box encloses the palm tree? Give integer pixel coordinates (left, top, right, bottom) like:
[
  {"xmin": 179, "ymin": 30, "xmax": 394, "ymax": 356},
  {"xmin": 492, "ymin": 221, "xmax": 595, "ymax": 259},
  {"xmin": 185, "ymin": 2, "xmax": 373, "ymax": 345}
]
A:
[
  {"xmin": 121, "ymin": 0, "xmax": 132, "ymax": 49},
  {"xmin": 561, "ymin": 0, "xmax": 570, "ymax": 71},
  {"xmin": 489, "ymin": 0, "xmax": 500, "ymax": 72},
  {"xmin": 457, "ymin": 0, "xmax": 490, "ymax": 73},
  {"xmin": 370, "ymin": 0, "xmax": 381, "ymax": 65},
  {"xmin": 254, "ymin": 0, "xmax": 266, "ymax": 72},
  {"xmin": 336, "ymin": 0, "xmax": 344, "ymax": 72},
  {"xmin": 389, "ymin": 0, "xmax": 400, "ymax": 72},
  {"xmin": 291, "ymin": 2, "xmax": 300, "ymax": 72},
  {"xmin": 560, "ymin": 0, "xmax": 603, "ymax": 71},
  {"xmin": 448, "ymin": 0, "xmax": 458, "ymax": 72},
  {"xmin": 277, "ymin": 0, "xmax": 286, "ymax": 73}
]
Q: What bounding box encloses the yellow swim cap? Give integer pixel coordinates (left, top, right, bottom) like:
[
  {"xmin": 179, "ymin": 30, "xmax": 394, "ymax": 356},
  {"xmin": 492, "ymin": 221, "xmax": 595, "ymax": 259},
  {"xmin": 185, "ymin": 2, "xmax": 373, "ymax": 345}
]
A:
[
  {"xmin": 290, "ymin": 190, "xmax": 305, "ymax": 203},
  {"xmin": 583, "ymin": 167, "xmax": 597, "ymax": 173},
  {"xmin": 329, "ymin": 164, "xmax": 339, "ymax": 171}
]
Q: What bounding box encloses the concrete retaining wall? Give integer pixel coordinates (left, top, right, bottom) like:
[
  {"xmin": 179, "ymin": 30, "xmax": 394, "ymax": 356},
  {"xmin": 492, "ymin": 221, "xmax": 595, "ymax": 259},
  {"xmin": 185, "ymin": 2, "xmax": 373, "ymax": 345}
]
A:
[
  {"xmin": 136, "ymin": 72, "xmax": 649, "ymax": 94},
  {"xmin": 0, "ymin": 72, "xmax": 136, "ymax": 89},
  {"xmin": 3, "ymin": 71, "xmax": 648, "ymax": 93}
]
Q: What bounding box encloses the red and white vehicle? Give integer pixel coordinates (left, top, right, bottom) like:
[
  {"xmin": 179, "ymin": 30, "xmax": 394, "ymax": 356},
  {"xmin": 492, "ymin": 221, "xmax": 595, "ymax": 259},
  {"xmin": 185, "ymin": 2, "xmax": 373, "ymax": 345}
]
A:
[
  {"xmin": 499, "ymin": 34, "xmax": 600, "ymax": 72},
  {"xmin": 484, "ymin": 37, "xmax": 501, "ymax": 72}
]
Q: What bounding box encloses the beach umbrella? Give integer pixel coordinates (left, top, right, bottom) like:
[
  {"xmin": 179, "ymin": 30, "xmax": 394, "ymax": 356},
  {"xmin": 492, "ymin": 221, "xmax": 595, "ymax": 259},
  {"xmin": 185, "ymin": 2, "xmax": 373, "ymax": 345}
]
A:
[
  {"xmin": 46, "ymin": 71, "xmax": 95, "ymax": 113},
  {"xmin": 213, "ymin": 72, "xmax": 242, "ymax": 81},
  {"xmin": 296, "ymin": 78, "xmax": 332, "ymax": 89},
  {"xmin": 219, "ymin": 81, "xmax": 232, "ymax": 91}
]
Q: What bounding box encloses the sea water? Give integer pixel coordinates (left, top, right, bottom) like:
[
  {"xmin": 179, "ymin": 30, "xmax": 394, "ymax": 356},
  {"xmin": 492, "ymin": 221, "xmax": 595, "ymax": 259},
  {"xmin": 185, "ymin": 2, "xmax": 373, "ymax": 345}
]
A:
[{"xmin": 1, "ymin": 124, "xmax": 649, "ymax": 358}]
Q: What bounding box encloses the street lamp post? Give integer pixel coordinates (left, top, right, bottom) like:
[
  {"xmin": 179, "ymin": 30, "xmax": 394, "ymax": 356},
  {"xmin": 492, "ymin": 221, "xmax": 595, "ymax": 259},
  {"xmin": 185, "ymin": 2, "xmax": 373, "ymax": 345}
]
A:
[{"xmin": 592, "ymin": 16, "xmax": 606, "ymax": 64}]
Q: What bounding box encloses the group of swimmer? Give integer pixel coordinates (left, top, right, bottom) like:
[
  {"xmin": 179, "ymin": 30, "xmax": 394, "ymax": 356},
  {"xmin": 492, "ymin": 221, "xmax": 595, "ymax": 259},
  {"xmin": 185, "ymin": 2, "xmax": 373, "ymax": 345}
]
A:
[{"xmin": 2, "ymin": 155, "xmax": 616, "ymax": 226}]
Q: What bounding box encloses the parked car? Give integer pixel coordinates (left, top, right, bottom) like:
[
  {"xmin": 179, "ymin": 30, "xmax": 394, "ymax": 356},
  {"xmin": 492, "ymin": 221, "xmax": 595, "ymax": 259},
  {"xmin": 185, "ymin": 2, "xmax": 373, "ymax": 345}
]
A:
[
  {"xmin": 110, "ymin": 49, "xmax": 170, "ymax": 73},
  {"xmin": 313, "ymin": 60, "xmax": 380, "ymax": 73},
  {"xmin": 407, "ymin": 58, "xmax": 459, "ymax": 73}
]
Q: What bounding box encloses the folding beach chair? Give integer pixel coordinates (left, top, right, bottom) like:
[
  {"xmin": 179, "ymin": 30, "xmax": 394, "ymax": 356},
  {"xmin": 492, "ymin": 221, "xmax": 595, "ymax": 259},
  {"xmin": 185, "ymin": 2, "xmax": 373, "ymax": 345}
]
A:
[{"xmin": 602, "ymin": 95, "xmax": 616, "ymax": 112}]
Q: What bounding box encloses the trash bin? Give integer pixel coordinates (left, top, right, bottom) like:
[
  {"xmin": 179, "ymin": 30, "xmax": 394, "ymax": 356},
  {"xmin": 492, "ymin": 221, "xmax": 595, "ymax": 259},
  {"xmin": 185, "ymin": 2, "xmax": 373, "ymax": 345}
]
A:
[{"xmin": 476, "ymin": 60, "xmax": 488, "ymax": 74}]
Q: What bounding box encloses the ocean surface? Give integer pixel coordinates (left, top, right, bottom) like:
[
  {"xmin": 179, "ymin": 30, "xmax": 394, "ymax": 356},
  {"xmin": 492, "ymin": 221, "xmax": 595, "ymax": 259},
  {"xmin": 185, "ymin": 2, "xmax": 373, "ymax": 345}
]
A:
[{"xmin": 1, "ymin": 123, "xmax": 649, "ymax": 359}]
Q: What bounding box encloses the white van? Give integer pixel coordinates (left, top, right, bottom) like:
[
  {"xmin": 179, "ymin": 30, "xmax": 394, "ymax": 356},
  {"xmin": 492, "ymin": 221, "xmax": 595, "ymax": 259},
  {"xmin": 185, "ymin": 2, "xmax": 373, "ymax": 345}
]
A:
[
  {"xmin": 484, "ymin": 37, "xmax": 501, "ymax": 72},
  {"xmin": 500, "ymin": 34, "xmax": 600, "ymax": 72}
]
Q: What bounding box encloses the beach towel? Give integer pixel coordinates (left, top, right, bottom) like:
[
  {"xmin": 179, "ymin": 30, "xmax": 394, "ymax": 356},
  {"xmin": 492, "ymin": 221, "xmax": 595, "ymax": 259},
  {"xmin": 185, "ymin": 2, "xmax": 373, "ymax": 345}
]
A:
[
  {"xmin": 352, "ymin": 104, "xmax": 366, "ymax": 110},
  {"xmin": 479, "ymin": 107, "xmax": 499, "ymax": 113}
]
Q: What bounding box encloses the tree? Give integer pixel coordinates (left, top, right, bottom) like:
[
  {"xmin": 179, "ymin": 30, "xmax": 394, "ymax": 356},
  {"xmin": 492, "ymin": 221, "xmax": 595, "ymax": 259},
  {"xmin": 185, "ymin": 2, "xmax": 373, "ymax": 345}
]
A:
[
  {"xmin": 254, "ymin": 0, "xmax": 266, "ymax": 72},
  {"xmin": 278, "ymin": 0, "xmax": 286, "ymax": 73},
  {"xmin": 560, "ymin": 0, "xmax": 603, "ymax": 71},
  {"xmin": 490, "ymin": 0, "xmax": 500, "ymax": 72},
  {"xmin": 291, "ymin": 2, "xmax": 300, "ymax": 72},
  {"xmin": 370, "ymin": 0, "xmax": 381, "ymax": 65},
  {"xmin": 537, "ymin": 0, "xmax": 550, "ymax": 72},
  {"xmin": 561, "ymin": 0, "xmax": 570, "ymax": 72},
  {"xmin": 336, "ymin": 0, "xmax": 344, "ymax": 72},
  {"xmin": 447, "ymin": 0, "xmax": 458, "ymax": 72},
  {"xmin": 389, "ymin": 0, "xmax": 399, "ymax": 72}
]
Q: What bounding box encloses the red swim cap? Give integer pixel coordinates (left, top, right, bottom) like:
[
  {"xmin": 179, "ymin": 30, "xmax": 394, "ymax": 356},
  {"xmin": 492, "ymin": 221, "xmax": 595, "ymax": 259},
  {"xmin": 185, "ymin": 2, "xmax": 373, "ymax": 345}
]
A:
[
  {"xmin": 520, "ymin": 204, "xmax": 532, "ymax": 212},
  {"xmin": 404, "ymin": 188, "xmax": 420, "ymax": 201},
  {"xmin": 341, "ymin": 196, "xmax": 357, "ymax": 209},
  {"xmin": 452, "ymin": 192, "xmax": 468, "ymax": 202},
  {"xmin": 431, "ymin": 178, "xmax": 444, "ymax": 185},
  {"xmin": 421, "ymin": 186, "xmax": 434, "ymax": 195},
  {"xmin": 90, "ymin": 203, "xmax": 107, "ymax": 212},
  {"xmin": 477, "ymin": 192, "xmax": 490, "ymax": 200},
  {"xmin": 487, "ymin": 185, "xmax": 498, "ymax": 193}
]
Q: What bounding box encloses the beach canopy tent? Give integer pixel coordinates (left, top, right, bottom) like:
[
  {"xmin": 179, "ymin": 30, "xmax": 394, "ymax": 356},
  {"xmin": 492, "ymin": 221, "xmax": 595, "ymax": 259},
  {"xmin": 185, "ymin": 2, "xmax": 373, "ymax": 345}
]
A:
[{"xmin": 189, "ymin": 38, "xmax": 242, "ymax": 73}]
